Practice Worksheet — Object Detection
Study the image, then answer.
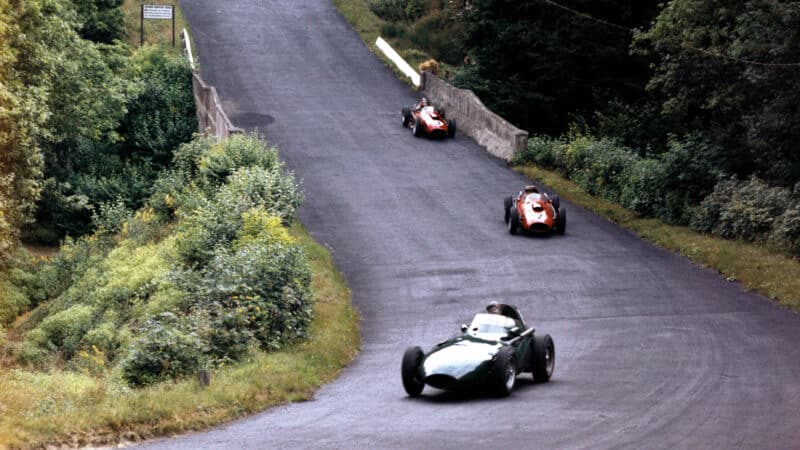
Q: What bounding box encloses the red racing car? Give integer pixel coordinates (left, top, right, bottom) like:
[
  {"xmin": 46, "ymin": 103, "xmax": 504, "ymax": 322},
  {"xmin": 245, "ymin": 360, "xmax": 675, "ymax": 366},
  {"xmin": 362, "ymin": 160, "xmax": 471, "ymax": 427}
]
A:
[
  {"xmin": 402, "ymin": 99, "xmax": 456, "ymax": 139},
  {"xmin": 504, "ymin": 185, "xmax": 566, "ymax": 235}
]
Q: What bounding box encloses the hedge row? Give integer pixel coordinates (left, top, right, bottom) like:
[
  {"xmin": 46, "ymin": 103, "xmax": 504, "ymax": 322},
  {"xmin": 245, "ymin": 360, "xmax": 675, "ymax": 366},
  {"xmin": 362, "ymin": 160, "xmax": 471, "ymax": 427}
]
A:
[{"xmin": 515, "ymin": 133, "xmax": 800, "ymax": 255}]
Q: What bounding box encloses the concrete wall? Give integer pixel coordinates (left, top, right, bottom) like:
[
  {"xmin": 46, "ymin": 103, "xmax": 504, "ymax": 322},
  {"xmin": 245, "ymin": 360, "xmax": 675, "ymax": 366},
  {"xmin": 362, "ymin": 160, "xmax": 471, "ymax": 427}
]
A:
[
  {"xmin": 192, "ymin": 72, "xmax": 242, "ymax": 139},
  {"xmin": 420, "ymin": 71, "xmax": 527, "ymax": 162}
]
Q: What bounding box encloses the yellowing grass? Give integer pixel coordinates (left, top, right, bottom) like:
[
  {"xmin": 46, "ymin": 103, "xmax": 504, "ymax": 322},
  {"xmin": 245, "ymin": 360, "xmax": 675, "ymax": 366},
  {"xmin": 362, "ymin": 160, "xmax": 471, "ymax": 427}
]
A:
[
  {"xmin": 516, "ymin": 165, "xmax": 800, "ymax": 310},
  {"xmin": 0, "ymin": 222, "xmax": 359, "ymax": 448}
]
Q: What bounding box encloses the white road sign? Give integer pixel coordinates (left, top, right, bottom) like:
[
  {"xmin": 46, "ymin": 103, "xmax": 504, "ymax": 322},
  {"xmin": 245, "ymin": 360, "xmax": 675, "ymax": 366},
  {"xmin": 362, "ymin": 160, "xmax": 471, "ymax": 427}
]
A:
[{"xmin": 143, "ymin": 5, "xmax": 173, "ymax": 20}]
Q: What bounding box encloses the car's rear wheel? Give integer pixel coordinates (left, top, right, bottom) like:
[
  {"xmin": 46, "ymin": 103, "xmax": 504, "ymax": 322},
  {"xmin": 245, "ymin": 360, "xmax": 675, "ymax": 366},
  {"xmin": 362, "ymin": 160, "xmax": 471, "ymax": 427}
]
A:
[
  {"xmin": 509, "ymin": 207, "xmax": 520, "ymax": 235},
  {"xmin": 402, "ymin": 107, "xmax": 411, "ymax": 127},
  {"xmin": 504, "ymin": 196, "xmax": 513, "ymax": 224},
  {"xmin": 556, "ymin": 208, "xmax": 566, "ymax": 235},
  {"xmin": 532, "ymin": 334, "xmax": 555, "ymax": 382},
  {"xmin": 493, "ymin": 347, "xmax": 516, "ymax": 397},
  {"xmin": 401, "ymin": 346, "xmax": 425, "ymax": 397},
  {"xmin": 413, "ymin": 119, "xmax": 424, "ymax": 137},
  {"xmin": 447, "ymin": 118, "xmax": 457, "ymax": 138}
]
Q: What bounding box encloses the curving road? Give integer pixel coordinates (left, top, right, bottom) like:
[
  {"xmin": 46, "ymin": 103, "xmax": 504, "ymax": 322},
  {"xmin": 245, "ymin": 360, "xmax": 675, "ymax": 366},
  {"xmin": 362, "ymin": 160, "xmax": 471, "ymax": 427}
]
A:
[{"xmin": 143, "ymin": 1, "xmax": 800, "ymax": 448}]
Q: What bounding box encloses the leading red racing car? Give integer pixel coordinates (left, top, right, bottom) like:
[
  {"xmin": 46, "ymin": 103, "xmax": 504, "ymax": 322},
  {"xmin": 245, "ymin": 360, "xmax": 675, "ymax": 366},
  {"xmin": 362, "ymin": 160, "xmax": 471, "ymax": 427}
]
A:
[
  {"xmin": 402, "ymin": 98, "xmax": 456, "ymax": 139},
  {"xmin": 504, "ymin": 185, "xmax": 566, "ymax": 235}
]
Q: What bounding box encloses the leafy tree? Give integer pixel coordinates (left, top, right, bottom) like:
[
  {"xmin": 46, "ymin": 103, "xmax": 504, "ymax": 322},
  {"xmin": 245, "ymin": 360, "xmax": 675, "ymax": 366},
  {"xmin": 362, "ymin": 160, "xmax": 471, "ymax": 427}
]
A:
[
  {"xmin": 0, "ymin": 0, "xmax": 47, "ymax": 262},
  {"xmin": 70, "ymin": 0, "xmax": 127, "ymax": 44},
  {"xmin": 635, "ymin": 0, "xmax": 800, "ymax": 185},
  {"xmin": 452, "ymin": 0, "xmax": 661, "ymax": 133},
  {"xmin": 121, "ymin": 46, "xmax": 198, "ymax": 165}
]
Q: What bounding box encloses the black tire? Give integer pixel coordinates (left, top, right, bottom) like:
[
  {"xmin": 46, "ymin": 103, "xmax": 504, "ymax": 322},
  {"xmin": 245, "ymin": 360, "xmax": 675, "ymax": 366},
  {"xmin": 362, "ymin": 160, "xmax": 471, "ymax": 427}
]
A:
[
  {"xmin": 508, "ymin": 207, "xmax": 520, "ymax": 235},
  {"xmin": 447, "ymin": 118, "xmax": 457, "ymax": 138},
  {"xmin": 439, "ymin": 107, "xmax": 446, "ymax": 118},
  {"xmin": 556, "ymin": 207, "xmax": 566, "ymax": 235},
  {"xmin": 401, "ymin": 346, "xmax": 425, "ymax": 397},
  {"xmin": 503, "ymin": 196, "xmax": 513, "ymax": 224},
  {"xmin": 401, "ymin": 107, "xmax": 411, "ymax": 127},
  {"xmin": 531, "ymin": 334, "xmax": 555, "ymax": 383},
  {"xmin": 413, "ymin": 119, "xmax": 424, "ymax": 137},
  {"xmin": 493, "ymin": 347, "xmax": 517, "ymax": 397},
  {"xmin": 551, "ymin": 194, "xmax": 560, "ymax": 212}
]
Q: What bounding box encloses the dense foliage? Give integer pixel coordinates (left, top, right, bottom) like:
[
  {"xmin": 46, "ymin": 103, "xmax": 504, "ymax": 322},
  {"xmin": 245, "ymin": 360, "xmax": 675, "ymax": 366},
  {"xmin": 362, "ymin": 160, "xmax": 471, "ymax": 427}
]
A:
[
  {"xmin": 5, "ymin": 134, "xmax": 311, "ymax": 386},
  {"xmin": 635, "ymin": 0, "xmax": 800, "ymax": 186}
]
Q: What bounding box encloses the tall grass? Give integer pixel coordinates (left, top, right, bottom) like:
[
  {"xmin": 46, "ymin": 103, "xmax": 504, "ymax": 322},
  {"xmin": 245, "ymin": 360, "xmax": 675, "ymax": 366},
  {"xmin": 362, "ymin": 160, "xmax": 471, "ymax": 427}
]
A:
[
  {"xmin": 515, "ymin": 165, "xmax": 800, "ymax": 311},
  {"xmin": 0, "ymin": 222, "xmax": 359, "ymax": 448}
]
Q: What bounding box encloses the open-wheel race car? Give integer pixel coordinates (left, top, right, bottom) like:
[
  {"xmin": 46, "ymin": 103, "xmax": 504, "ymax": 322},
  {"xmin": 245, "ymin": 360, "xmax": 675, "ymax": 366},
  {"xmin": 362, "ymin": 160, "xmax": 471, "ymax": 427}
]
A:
[
  {"xmin": 401, "ymin": 98, "xmax": 456, "ymax": 139},
  {"xmin": 401, "ymin": 302, "xmax": 555, "ymax": 397},
  {"xmin": 504, "ymin": 185, "xmax": 566, "ymax": 235}
]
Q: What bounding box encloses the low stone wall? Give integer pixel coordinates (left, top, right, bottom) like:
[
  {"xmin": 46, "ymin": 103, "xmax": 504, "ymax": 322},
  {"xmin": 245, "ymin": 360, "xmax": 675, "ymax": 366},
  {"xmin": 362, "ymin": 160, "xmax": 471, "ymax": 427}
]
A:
[
  {"xmin": 192, "ymin": 72, "xmax": 242, "ymax": 139},
  {"xmin": 420, "ymin": 71, "xmax": 527, "ymax": 162}
]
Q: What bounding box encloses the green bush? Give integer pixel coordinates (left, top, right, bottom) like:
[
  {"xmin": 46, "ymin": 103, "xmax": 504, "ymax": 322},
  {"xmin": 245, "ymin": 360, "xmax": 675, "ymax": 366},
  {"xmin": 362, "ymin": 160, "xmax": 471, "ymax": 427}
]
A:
[
  {"xmin": 36, "ymin": 304, "xmax": 96, "ymax": 358},
  {"xmin": 15, "ymin": 328, "xmax": 52, "ymax": 367},
  {"xmin": 120, "ymin": 313, "xmax": 203, "ymax": 386},
  {"xmin": 380, "ymin": 22, "xmax": 408, "ymax": 39},
  {"xmin": 408, "ymin": 10, "xmax": 464, "ymax": 65},
  {"xmin": 200, "ymin": 239, "xmax": 312, "ymax": 353},
  {"xmin": 82, "ymin": 321, "xmax": 119, "ymax": 358},
  {"xmin": 198, "ymin": 133, "xmax": 280, "ymax": 191},
  {"xmin": 691, "ymin": 177, "xmax": 794, "ymax": 245},
  {"xmin": 176, "ymin": 164, "xmax": 301, "ymax": 267},
  {"xmin": 368, "ymin": 0, "xmax": 409, "ymax": 22},
  {"xmin": 122, "ymin": 46, "xmax": 198, "ymax": 165},
  {"xmin": 769, "ymin": 199, "xmax": 800, "ymax": 255},
  {"xmin": 0, "ymin": 276, "xmax": 29, "ymax": 326},
  {"xmin": 91, "ymin": 198, "xmax": 134, "ymax": 234}
]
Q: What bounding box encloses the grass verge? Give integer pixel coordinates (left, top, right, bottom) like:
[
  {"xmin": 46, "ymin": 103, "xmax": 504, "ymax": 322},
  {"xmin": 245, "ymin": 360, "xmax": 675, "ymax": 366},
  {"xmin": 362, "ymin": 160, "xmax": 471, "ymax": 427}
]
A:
[
  {"xmin": 0, "ymin": 221, "xmax": 359, "ymax": 449},
  {"xmin": 516, "ymin": 165, "xmax": 800, "ymax": 311}
]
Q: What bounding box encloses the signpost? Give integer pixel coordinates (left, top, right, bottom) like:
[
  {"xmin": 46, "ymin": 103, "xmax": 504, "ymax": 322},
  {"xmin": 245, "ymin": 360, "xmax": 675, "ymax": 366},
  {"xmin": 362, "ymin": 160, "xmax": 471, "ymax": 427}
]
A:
[{"xmin": 141, "ymin": 4, "xmax": 175, "ymax": 47}]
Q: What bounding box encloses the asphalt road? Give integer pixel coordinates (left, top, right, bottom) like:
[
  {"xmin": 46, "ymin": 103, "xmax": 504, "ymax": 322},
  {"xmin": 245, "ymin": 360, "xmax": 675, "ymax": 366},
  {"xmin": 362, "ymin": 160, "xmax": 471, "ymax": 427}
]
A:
[{"xmin": 142, "ymin": 1, "xmax": 800, "ymax": 448}]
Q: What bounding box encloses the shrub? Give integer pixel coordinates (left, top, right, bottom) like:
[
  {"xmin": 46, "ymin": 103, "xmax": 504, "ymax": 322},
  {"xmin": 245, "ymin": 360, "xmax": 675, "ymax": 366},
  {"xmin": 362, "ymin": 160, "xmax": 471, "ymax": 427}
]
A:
[
  {"xmin": 122, "ymin": 46, "xmax": 198, "ymax": 165},
  {"xmin": 121, "ymin": 313, "xmax": 203, "ymax": 386},
  {"xmin": 82, "ymin": 321, "xmax": 119, "ymax": 358},
  {"xmin": 15, "ymin": 328, "xmax": 52, "ymax": 367},
  {"xmin": 198, "ymin": 133, "xmax": 279, "ymax": 191},
  {"xmin": 769, "ymin": 201, "xmax": 800, "ymax": 255},
  {"xmin": 0, "ymin": 276, "xmax": 29, "ymax": 326},
  {"xmin": 692, "ymin": 177, "xmax": 792, "ymax": 242},
  {"xmin": 691, "ymin": 178, "xmax": 739, "ymax": 234},
  {"xmin": 380, "ymin": 22, "xmax": 407, "ymax": 39},
  {"xmin": 200, "ymin": 238, "xmax": 312, "ymax": 353},
  {"xmin": 36, "ymin": 304, "xmax": 96, "ymax": 358},
  {"xmin": 176, "ymin": 165, "xmax": 301, "ymax": 267},
  {"xmin": 514, "ymin": 135, "xmax": 567, "ymax": 168},
  {"xmin": 91, "ymin": 198, "xmax": 134, "ymax": 234},
  {"xmin": 368, "ymin": 0, "xmax": 409, "ymax": 22},
  {"xmin": 172, "ymin": 134, "xmax": 215, "ymax": 178}
]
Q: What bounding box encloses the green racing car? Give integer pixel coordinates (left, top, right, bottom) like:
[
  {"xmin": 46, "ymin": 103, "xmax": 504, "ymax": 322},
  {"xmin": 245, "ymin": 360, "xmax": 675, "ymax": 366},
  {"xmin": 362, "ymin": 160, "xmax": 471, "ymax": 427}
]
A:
[{"xmin": 401, "ymin": 302, "xmax": 555, "ymax": 397}]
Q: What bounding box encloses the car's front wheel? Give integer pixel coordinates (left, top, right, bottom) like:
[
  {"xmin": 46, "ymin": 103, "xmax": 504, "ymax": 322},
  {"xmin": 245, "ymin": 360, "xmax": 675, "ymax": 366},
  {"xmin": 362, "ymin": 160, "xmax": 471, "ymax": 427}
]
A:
[
  {"xmin": 556, "ymin": 208, "xmax": 566, "ymax": 235},
  {"xmin": 447, "ymin": 118, "xmax": 457, "ymax": 138},
  {"xmin": 504, "ymin": 196, "xmax": 513, "ymax": 224},
  {"xmin": 402, "ymin": 346, "xmax": 425, "ymax": 397},
  {"xmin": 493, "ymin": 347, "xmax": 516, "ymax": 397},
  {"xmin": 531, "ymin": 334, "xmax": 555, "ymax": 382},
  {"xmin": 413, "ymin": 119, "xmax": 424, "ymax": 137},
  {"xmin": 509, "ymin": 207, "xmax": 520, "ymax": 235}
]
